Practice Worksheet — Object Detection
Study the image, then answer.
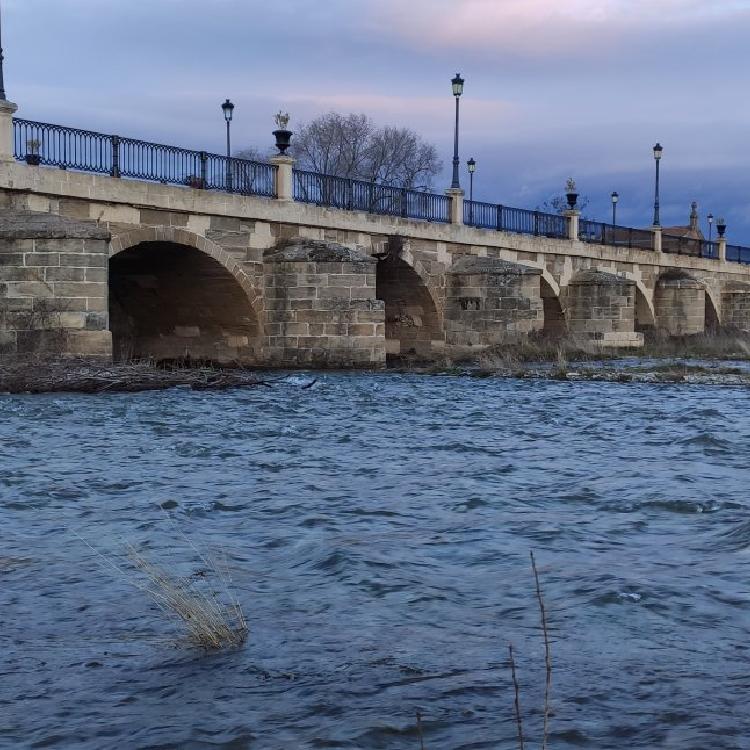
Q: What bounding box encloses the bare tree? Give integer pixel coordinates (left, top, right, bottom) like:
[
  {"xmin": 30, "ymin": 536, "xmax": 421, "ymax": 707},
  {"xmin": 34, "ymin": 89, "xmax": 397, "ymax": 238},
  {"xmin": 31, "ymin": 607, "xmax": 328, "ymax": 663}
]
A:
[
  {"xmin": 233, "ymin": 146, "xmax": 269, "ymax": 162},
  {"xmin": 290, "ymin": 112, "xmax": 442, "ymax": 189}
]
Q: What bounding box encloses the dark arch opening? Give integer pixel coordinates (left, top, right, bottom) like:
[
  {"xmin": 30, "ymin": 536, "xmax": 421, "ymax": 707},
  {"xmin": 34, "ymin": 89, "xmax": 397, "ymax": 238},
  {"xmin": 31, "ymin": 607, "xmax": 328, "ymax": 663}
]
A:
[
  {"xmin": 540, "ymin": 277, "xmax": 566, "ymax": 337},
  {"xmin": 705, "ymin": 293, "xmax": 720, "ymax": 332},
  {"xmin": 376, "ymin": 258, "xmax": 440, "ymax": 361},
  {"xmin": 109, "ymin": 241, "xmax": 260, "ymax": 364}
]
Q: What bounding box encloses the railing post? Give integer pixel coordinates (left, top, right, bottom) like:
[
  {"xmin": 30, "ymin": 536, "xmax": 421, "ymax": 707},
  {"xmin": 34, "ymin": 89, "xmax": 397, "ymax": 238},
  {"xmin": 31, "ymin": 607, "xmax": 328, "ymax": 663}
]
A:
[
  {"xmin": 564, "ymin": 210, "xmax": 580, "ymax": 241},
  {"xmin": 718, "ymin": 237, "xmax": 727, "ymax": 262},
  {"xmin": 0, "ymin": 98, "xmax": 18, "ymax": 163},
  {"xmin": 110, "ymin": 135, "xmax": 120, "ymax": 178},
  {"xmin": 270, "ymin": 154, "xmax": 294, "ymax": 201},
  {"xmin": 652, "ymin": 226, "xmax": 662, "ymax": 253},
  {"xmin": 496, "ymin": 204, "xmax": 503, "ymax": 231},
  {"xmin": 199, "ymin": 151, "xmax": 208, "ymax": 188},
  {"xmin": 446, "ymin": 187, "xmax": 464, "ymax": 226},
  {"xmin": 401, "ymin": 187, "xmax": 408, "ymax": 218}
]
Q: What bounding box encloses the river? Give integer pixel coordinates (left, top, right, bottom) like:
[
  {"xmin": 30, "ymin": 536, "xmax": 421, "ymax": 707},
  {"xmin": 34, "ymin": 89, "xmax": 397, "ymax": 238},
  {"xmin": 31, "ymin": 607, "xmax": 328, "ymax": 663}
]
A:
[{"xmin": 2, "ymin": 373, "xmax": 749, "ymax": 749}]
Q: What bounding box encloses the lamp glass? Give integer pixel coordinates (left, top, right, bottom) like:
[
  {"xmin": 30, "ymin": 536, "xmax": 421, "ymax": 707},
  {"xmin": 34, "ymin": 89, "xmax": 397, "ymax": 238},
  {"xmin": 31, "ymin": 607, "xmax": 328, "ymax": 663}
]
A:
[
  {"xmin": 467, "ymin": 158, "xmax": 476, "ymax": 173},
  {"xmin": 611, "ymin": 192, "xmax": 619, "ymax": 204},
  {"xmin": 653, "ymin": 143, "xmax": 663, "ymax": 160},
  {"xmin": 451, "ymin": 73, "xmax": 464, "ymax": 97},
  {"xmin": 222, "ymin": 99, "xmax": 235, "ymax": 122}
]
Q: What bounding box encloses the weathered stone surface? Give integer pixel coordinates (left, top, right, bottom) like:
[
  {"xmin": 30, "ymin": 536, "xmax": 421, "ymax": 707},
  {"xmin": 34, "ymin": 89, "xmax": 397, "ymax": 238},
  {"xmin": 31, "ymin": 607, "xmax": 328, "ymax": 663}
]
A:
[
  {"xmin": 445, "ymin": 257, "xmax": 543, "ymax": 351},
  {"xmin": 264, "ymin": 239, "xmax": 384, "ymax": 367},
  {"xmin": 0, "ymin": 211, "xmax": 111, "ymax": 360},
  {"xmin": 0, "ymin": 211, "xmax": 110, "ymax": 240},
  {"xmin": 264, "ymin": 238, "xmax": 373, "ymax": 264},
  {"xmin": 566, "ymin": 270, "xmax": 640, "ymax": 345},
  {"xmin": 654, "ymin": 271, "xmax": 706, "ymax": 335}
]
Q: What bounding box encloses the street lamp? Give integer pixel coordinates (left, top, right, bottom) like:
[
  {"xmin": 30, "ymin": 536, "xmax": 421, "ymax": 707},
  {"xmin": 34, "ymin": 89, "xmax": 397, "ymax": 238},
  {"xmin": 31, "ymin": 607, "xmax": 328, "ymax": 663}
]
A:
[
  {"xmin": 652, "ymin": 143, "xmax": 663, "ymax": 226},
  {"xmin": 707, "ymin": 213, "xmax": 714, "ymax": 242},
  {"xmin": 0, "ymin": 0, "xmax": 6, "ymax": 101},
  {"xmin": 450, "ymin": 73, "xmax": 464, "ymax": 189},
  {"xmin": 467, "ymin": 157, "xmax": 476, "ymax": 222},
  {"xmin": 222, "ymin": 98, "xmax": 235, "ymax": 190},
  {"xmin": 611, "ymin": 191, "xmax": 619, "ymax": 225}
]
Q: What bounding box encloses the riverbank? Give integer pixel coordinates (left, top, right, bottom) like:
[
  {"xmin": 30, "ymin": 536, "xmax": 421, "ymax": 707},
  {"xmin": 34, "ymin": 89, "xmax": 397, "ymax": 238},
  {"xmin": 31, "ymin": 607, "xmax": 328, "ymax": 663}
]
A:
[
  {"xmin": 3, "ymin": 331, "xmax": 750, "ymax": 393},
  {"xmin": 0, "ymin": 359, "xmax": 271, "ymax": 394}
]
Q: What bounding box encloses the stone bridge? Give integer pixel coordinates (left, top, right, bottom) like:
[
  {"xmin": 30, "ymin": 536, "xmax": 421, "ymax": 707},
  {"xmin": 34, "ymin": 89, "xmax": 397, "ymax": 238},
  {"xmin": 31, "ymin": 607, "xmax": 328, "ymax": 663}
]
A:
[{"xmin": 2, "ymin": 118, "xmax": 750, "ymax": 368}]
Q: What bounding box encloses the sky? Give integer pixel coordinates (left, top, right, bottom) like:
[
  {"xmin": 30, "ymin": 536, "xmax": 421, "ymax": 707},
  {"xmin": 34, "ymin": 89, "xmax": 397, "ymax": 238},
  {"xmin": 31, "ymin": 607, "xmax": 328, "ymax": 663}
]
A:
[{"xmin": 4, "ymin": 0, "xmax": 750, "ymax": 241}]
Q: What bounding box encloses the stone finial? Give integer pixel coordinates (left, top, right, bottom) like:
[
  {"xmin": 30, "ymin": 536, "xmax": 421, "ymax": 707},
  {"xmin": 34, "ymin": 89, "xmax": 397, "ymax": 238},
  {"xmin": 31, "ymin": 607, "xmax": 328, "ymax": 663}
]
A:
[{"xmin": 690, "ymin": 201, "xmax": 699, "ymax": 231}]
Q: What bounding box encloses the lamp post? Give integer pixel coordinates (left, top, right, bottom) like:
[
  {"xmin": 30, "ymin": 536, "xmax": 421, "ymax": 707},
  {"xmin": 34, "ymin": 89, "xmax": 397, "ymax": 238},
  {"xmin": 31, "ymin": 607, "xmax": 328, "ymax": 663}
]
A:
[
  {"xmin": 0, "ymin": 0, "xmax": 6, "ymax": 101},
  {"xmin": 652, "ymin": 143, "xmax": 663, "ymax": 226},
  {"xmin": 222, "ymin": 98, "xmax": 234, "ymax": 190},
  {"xmin": 450, "ymin": 73, "xmax": 464, "ymax": 189},
  {"xmin": 467, "ymin": 157, "xmax": 476, "ymax": 222},
  {"xmin": 611, "ymin": 191, "xmax": 619, "ymax": 225},
  {"xmin": 707, "ymin": 213, "xmax": 714, "ymax": 242}
]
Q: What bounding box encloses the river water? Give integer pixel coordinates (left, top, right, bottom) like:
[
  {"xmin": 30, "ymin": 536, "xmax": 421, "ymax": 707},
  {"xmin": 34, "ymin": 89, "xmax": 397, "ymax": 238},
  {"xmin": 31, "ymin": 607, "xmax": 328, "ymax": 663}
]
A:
[{"xmin": 2, "ymin": 373, "xmax": 750, "ymax": 749}]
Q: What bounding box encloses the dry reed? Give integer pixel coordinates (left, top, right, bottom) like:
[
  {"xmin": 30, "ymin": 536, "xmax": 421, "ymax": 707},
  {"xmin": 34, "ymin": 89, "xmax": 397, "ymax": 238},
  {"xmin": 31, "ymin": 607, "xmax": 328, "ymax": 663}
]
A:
[
  {"xmin": 125, "ymin": 543, "xmax": 248, "ymax": 650},
  {"xmin": 73, "ymin": 528, "xmax": 248, "ymax": 651},
  {"xmin": 509, "ymin": 643, "xmax": 525, "ymax": 750},
  {"xmin": 415, "ymin": 709, "xmax": 425, "ymax": 750},
  {"xmin": 531, "ymin": 550, "xmax": 552, "ymax": 749}
]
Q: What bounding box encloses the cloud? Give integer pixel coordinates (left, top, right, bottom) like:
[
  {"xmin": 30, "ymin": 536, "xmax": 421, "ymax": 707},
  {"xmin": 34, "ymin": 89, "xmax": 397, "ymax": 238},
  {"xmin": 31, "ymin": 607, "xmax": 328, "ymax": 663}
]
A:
[{"xmin": 367, "ymin": 0, "xmax": 750, "ymax": 57}]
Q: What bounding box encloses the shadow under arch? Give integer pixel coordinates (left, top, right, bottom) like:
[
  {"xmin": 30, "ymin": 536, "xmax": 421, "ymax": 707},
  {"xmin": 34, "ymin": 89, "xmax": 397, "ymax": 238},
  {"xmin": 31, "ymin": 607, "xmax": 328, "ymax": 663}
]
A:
[
  {"xmin": 375, "ymin": 237, "xmax": 442, "ymax": 360},
  {"xmin": 705, "ymin": 289, "xmax": 721, "ymax": 331},
  {"xmin": 109, "ymin": 229, "xmax": 263, "ymax": 364},
  {"xmin": 540, "ymin": 275, "xmax": 566, "ymax": 337}
]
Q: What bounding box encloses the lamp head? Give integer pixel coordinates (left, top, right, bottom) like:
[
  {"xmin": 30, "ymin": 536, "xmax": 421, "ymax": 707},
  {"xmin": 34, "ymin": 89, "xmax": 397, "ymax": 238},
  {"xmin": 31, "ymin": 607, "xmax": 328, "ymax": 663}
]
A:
[
  {"xmin": 451, "ymin": 73, "xmax": 465, "ymax": 97},
  {"xmin": 222, "ymin": 99, "xmax": 235, "ymax": 123}
]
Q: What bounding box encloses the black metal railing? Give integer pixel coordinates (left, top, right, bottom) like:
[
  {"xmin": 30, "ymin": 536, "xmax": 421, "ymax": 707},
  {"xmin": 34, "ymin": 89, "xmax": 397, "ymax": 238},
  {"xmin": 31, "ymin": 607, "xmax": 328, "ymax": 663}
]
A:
[
  {"xmin": 463, "ymin": 200, "xmax": 568, "ymax": 239},
  {"xmin": 13, "ymin": 117, "xmax": 276, "ymax": 198},
  {"xmin": 292, "ymin": 169, "xmax": 451, "ymax": 223},
  {"xmin": 579, "ymin": 220, "xmax": 654, "ymax": 250},
  {"xmin": 701, "ymin": 240, "xmax": 719, "ymax": 260},
  {"xmin": 661, "ymin": 234, "xmax": 701, "ymax": 257},
  {"xmin": 12, "ymin": 118, "xmax": 750, "ymax": 265},
  {"xmin": 727, "ymin": 244, "xmax": 750, "ymax": 264}
]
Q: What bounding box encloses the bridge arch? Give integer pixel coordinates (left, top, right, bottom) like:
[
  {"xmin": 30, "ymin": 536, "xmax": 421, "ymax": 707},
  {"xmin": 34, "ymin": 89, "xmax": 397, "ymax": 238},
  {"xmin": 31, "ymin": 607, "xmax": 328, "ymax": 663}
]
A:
[
  {"xmin": 622, "ymin": 275, "xmax": 656, "ymax": 330},
  {"xmin": 375, "ymin": 238, "xmax": 443, "ymax": 360},
  {"xmin": 108, "ymin": 227, "xmax": 264, "ymax": 364}
]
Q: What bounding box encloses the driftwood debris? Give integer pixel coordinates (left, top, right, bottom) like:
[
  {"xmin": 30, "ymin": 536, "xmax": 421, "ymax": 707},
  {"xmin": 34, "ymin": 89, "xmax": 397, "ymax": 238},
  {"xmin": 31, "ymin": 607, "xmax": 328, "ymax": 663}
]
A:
[{"xmin": 0, "ymin": 359, "xmax": 271, "ymax": 395}]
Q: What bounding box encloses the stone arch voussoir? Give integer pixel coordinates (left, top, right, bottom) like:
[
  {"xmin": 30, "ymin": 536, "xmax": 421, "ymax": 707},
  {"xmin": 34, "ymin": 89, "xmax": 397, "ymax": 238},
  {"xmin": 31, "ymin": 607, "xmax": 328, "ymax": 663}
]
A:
[{"xmin": 398, "ymin": 243, "xmax": 445, "ymax": 315}]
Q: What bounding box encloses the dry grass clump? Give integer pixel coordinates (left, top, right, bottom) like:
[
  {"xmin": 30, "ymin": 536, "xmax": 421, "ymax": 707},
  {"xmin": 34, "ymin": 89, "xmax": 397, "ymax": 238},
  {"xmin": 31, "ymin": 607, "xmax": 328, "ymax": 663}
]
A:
[
  {"xmin": 74, "ymin": 528, "xmax": 248, "ymax": 651},
  {"xmin": 640, "ymin": 330, "xmax": 750, "ymax": 360},
  {"xmin": 125, "ymin": 543, "xmax": 248, "ymax": 650}
]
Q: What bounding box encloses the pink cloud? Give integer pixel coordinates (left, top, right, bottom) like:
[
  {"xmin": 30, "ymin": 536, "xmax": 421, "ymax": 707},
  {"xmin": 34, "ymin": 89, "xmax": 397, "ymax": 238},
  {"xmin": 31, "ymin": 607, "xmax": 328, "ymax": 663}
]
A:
[{"xmin": 366, "ymin": 0, "xmax": 750, "ymax": 56}]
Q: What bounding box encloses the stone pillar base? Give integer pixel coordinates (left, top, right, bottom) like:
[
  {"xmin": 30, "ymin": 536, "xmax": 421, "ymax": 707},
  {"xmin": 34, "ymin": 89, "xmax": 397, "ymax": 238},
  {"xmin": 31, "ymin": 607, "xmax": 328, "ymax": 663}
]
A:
[{"xmin": 0, "ymin": 100, "xmax": 18, "ymax": 163}]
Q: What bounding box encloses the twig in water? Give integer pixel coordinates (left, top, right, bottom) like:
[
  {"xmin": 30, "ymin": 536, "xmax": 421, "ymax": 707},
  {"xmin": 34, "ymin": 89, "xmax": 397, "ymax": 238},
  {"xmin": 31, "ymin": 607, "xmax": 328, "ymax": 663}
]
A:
[
  {"xmin": 508, "ymin": 643, "xmax": 525, "ymax": 750},
  {"xmin": 530, "ymin": 550, "xmax": 552, "ymax": 750},
  {"xmin": 415, "ymin": 709, "xmax": 425, "ymax": 750}
]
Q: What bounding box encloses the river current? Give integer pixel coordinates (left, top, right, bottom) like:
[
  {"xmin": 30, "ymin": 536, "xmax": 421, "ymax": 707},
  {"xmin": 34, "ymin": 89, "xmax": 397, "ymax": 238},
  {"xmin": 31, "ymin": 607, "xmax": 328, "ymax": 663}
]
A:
[{"xmin": 2, "ymin": 373, "xmax": 750, "ymax": 749}]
